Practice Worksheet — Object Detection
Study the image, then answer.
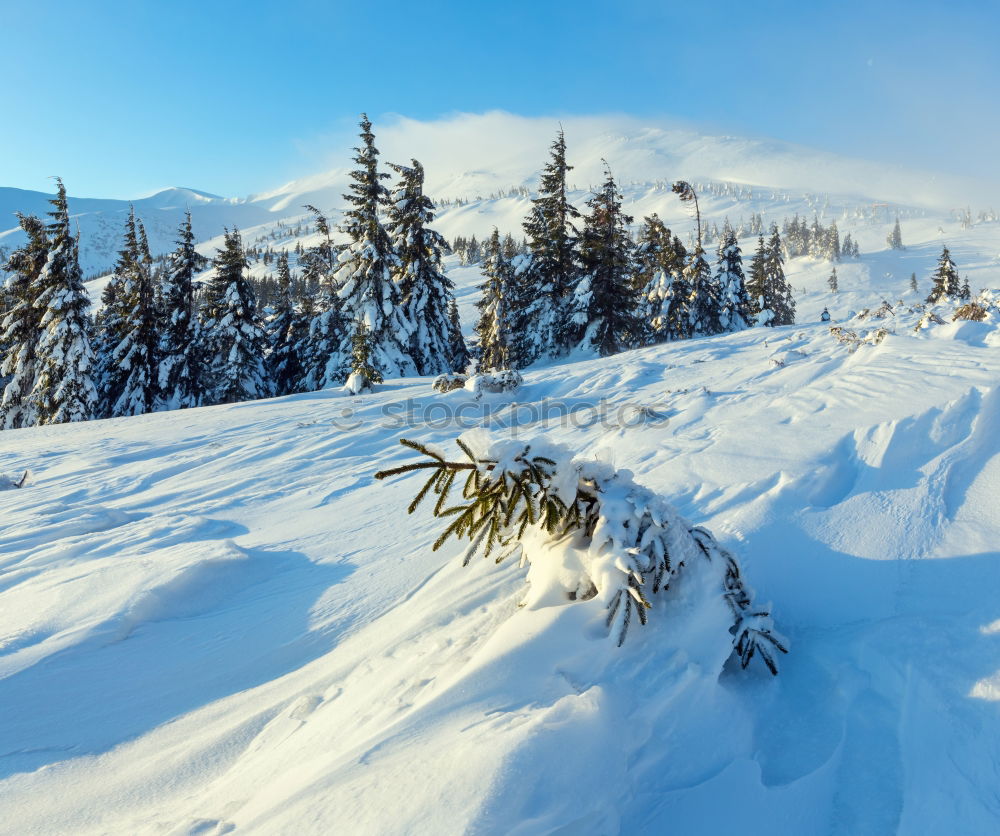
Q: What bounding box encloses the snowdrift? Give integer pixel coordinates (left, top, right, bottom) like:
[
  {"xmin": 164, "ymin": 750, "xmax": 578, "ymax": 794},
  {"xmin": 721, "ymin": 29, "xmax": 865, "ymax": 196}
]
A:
[{"xmin": 2, "ymin": 291, "xmax": 1000, "ymax": 833}]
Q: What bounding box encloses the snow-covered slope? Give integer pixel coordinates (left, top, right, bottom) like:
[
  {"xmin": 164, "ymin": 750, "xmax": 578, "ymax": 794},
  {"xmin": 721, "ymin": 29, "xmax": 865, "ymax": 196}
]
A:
[
  {"xmin": 0, "ymin": 187, "xmax": 274, "ymax": 276},
  {"xmin": 2, "ymin": 288, "xmax": 1000, "ymax": 833}
]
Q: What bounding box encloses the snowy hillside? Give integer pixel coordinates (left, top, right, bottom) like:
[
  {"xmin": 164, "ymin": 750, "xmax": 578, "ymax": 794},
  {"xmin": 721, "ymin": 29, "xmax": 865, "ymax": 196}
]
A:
[
  {"xmin": 7, "ymin": 113, "xmax": 1000, "ymax": 279},
  {"xmin": 0, "ymin": 187, "xmax": 274, "ymax": 276},
  {"xmin": 3, "ymin": 272, "xmax": 1000, "ymax": 832}
]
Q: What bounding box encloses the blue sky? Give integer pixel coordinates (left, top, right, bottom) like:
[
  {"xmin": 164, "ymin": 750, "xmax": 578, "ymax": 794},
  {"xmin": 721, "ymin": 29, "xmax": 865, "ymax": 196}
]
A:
[{"xmin": 1, "ymin": 0, "xmax": 997, "ymax": 198}]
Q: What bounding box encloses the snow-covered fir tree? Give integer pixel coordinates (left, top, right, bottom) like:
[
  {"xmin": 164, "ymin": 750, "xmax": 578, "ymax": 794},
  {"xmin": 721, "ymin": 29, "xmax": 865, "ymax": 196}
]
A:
[
  {"xmin": 714, "ymin": 227, "xmax": 753, "ymax": 332},
  {"xmin": 633, "ymin": 214, "xmax": 674, "ymax": 344},
  {"xmin": 763, "ymin": 225, "xmax": 796, "ymax": 326},
  {"xmin": 475, "ymin": 229, "xmax": 517, "ymax": 370},
  {"xmin": 926, "ymin": 246, "xmax": 960, "ymax": 303},
  {"xmin": 387, "ymin": 159, "xmax": 458, "ymax": 375},
  {"xmin": 157, "ymin": 212, "xmax": 205, "ymax": 409},
  {"xmin": 299, "ymin": 206, "xmax": 349, "ymax": 390},
  {"xmin": 0, "ymin": 214, "xmax": 49, "ymax": 429},
  {"xmin": 27, "ymin": 179, "xmax": 97, "ymax": 425},
  {"xmin": 686, "ymin": 247, "xmax": 722, "ymax": 337},
  {"xmin": 266, "ymin": 251, "xmax": 306, "ymax": 396},
  {"xmin": 745, "ymin": 235, "xmax": 767, "ymax": 324},
  {"xmin": 95, "ymin": 208, "xmax": 140, "ymax": 416},
  {"xmin": 345, "ymin": 318, "xmax": 383, "ymax": 394},
  {"xmin": 446, "ymin": 298, "xmax": 470, "ymax": 372},
  {"xmin": 826, "ymin": 221, "xmax": 841, "ymax": 261},
  {"xmin": 203, "ymin": 228, "xmax": 270, "ymax": 404},
  {"xmin": 334, "ymin": 114, "xmax": 414, "ymax": 378},
  {"xmin": 520, "ymin": 128, "xmax": 581, "ymax": 360},
  {"xmin": 570, "ymin": 164, "xmax": 638, "ymax": 355},
  {"xmin": 909, "ymin": 272, "xmax": 918, "ymax": 293},
  {"xmin": 887, "ymin": 217, "xmax": 904, "ymax": 250},
  {"xmin": 960, "ymin": 276, "xmax": 971, "ymax": 301},
  {"xmin": 104, "ymin": 211, "xmax": 159, "ymax": 417}
]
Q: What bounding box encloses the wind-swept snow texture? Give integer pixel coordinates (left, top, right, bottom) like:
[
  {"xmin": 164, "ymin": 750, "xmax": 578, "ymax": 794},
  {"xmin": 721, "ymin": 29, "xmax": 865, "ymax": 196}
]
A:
[{"xmin": 2, "ymin": 295, "xmax": 1000, "ymax": 834}]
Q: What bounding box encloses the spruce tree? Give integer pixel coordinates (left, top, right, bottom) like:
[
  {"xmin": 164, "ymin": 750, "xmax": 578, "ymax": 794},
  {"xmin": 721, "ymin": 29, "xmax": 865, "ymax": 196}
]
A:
[
  {"xmin": 28, "ymin": 179, "xmax": 97, "ymax": 424},
  {"xmin": 347, "ymin": 318, "xmax": 382, "ymax": 393},
  {"xmin": 387, "ymin": 159, "xmax": 457, "ymax": 375},
  {"xmin": 157, "ymin": 212, "xmax": 205, "ymax": 409},
  {"xmin": 204, "ymin": 228, "xmax": 269, "ymax": 404},
  {"xmin": 715, "ymin": 227, "xmax": 753, "ymax": 332},
  {"xmin": 0, "ymin": 214, "xmax": 49, "ymax": 429},
  {"xmin": 828, "ymin": 267, "xmax": 839, "ymax": 293},
  {"xmin": 520, "ymin": 128, "xmax": 581, "ymax": 359},
  {"xmin": 887, "ymin": 217, "xmax": 904, "ymax": 250},
  {"xmin": 104, "ymin": 211, "xmax": 159, "ymax": 417},
  {"xmin": 909, "ymin": 272, "xmax": 918, "ymax": 293},
  {"xmin": 446, "ymin": 298, "xmax": 470, "ymax": 372},
  {"xmin": 960, "ymin": 276, "xmax": 971, "ymax": 301},
  {"xmin": 926, "ymin": 246, "xmax": 960, "ymax": 303},
  {"xmin": 299, "ymin": 206, "xmax": 348, "ymax": 390},
  {"xmin": 686, "ymin": 248, "xmax": 722, "ymax": 337},
  {"xmin": 570, "ymin": 164, "xmax": 638, "ymax": 356},
  {"xmin": 95, "ymin": 208, "xmax": 140, "ymax": 415},
  {"xmin": 334, "ymin": 114, "xmax": 414, "ymax": 378},
  {"xmin": 842, "ymin": 233, "xmax": 857, "ymax": 258},
  {"xmin": 826, "ymin": 221, "xmax": 841, "ymax": 261},
  {"xmin": 633, "ymin": 214, "xmax": 674, "ymax": 345},
  {"xmin": 745, "ymin": 235, "xmax": 767, "ymax": 325},
  {"xmin": 475, "ymin": 229, "xmax": 517, "ymax": 370},
  {"xmin": 764, "ymin": 225, "xmax": 796, "ymax": 326},
  {"xmin": 266, "ymin": 251, "xmax": 306, "ymax": 396}
]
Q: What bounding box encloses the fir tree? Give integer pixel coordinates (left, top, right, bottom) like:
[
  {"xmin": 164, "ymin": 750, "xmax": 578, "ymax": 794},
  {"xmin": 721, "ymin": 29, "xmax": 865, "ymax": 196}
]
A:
[
  {"xmin": 475, "ymin": 229, "xmax": 517, "ymax": 370},
  {"xmin": 347, "ymin": 318, "xmax": 383, "ymax": 393},
  {"xmin": 926, "ymin": 246, "xmax": 960, "ymax": 303},
  {"xmin": 909, "ymin": 272, "xmax": 918, "ymax": 293},
  {"xmin": 842, "ymin": 232, "xmax": 857, "ymax": 258},
  {"xmin": 570, "ymin": 164, "xmax": 638, "ymax": 355},
  {"xmin": 887, "ymin": 217, "xmax": 904, "ymax": 250},
  {"xmin": 715, "ymin": 227, "xmax": 753, "ymax": 332},
  {"xmin": 387, "ymin": 159, "xmax": 457, "ymax": 376},
  {"xmin": 28, "ymin": 179, "xmax": 97, "ymax": 424},
  {"xmin": 334, "ymin": 114, "xmax": 414, "ymax": 378},
  {"xmin": 633, "ymin": 214, "xmax": 674, "ymax": 345},
  {"xmin": 745, "ymin": 235, "xmax": 767, "ymax": 324},
  {"xmin": 204, "ymin": 228, "xmax": 269, "ymax": 404},
  {"xmin": 686, "ymin": 248, "xmax": 722, "ymax": 337},
  {"xmin": 446, "ymin": 298, "xmax": 470, "ymax": 372},
  {"xmin": 520, "ymin": 128, "xmax": 581, "ymax": 359},
  {"xmin": 266, "ymin": 251, "xmax": 306, "ymax": 396},
  {"xmin": 100, "ymin": 210, "xmax": 159, "ymax": 417},
  {"xmin": 157, "ymin": 212, "xmax": 205, "ymax": 409},
  {"xmin": 828, "ymin": 267, "xmax": 839, "ymax": 293},
  {"xmin": 95, "ymin": 208, "xmax": 140, "ymax": 415},
  {"xmin": 300, "ymin": 206, "xmax": 349, "ymax": 390},
  {"xmin": 763, "ymin": 225, "xmax": 795, "ymax": 326},
  {"xmin": 0, "ymin": 214, "xmax": 49, "ymax": 428},
  {"xmin": 959, "ymin": 276, "xmax": 971, "ymax": 301},
  {"xmin": 826, "ymin": 221, "xmax": 841, "ymax": 261}
]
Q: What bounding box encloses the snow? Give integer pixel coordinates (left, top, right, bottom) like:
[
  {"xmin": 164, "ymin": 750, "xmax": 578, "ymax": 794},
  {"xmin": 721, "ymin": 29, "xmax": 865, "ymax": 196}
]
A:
[
  {"xmin": 2, "ymin": 282, "xmax": 1000, "ymax": 832},
  {"xmin": 4, "ymin": 117, "xmax": 1000, "ymax": 833}
]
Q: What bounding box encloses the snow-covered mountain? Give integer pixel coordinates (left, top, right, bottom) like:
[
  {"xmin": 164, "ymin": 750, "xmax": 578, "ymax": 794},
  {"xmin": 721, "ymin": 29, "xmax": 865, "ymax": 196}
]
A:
[
  {"xmin": 0, "ymin": 186, "xmax": 274, "ymax": 276},
  {"xmin": 5, "ymin": 113, "xmax": 997, "ymax": 277}
]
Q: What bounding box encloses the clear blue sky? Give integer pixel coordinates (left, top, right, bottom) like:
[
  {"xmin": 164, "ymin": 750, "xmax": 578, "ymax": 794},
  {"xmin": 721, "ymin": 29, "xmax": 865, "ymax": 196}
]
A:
[{"xmin": 1, "ymin": 0, "xmax": 996, "ymax": 198}]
